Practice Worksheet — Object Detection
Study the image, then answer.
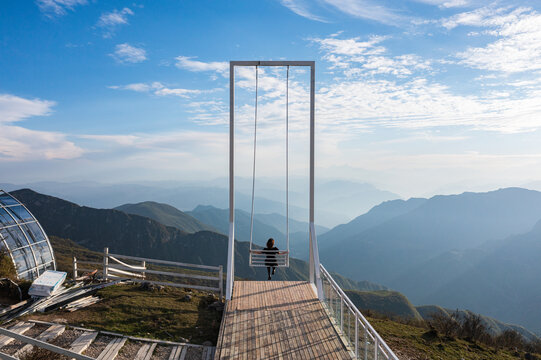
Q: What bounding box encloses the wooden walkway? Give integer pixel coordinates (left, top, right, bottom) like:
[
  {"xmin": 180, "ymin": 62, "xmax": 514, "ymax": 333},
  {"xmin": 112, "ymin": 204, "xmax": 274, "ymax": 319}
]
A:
[{"xmin": 215, "ymin": 281, "xmax": 352, "ymax": 360}]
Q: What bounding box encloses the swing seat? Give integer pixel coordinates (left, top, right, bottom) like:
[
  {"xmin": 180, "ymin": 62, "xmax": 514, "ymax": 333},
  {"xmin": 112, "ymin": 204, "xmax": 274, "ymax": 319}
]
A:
[{"xmin": 249, "ymin": 250, "xmax": 289, "ymax": 267}]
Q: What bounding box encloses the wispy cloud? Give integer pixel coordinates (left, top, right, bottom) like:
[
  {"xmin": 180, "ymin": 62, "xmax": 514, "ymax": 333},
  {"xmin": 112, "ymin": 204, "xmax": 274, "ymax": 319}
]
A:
[
  {"xmin": 0, "ymin": 94, "xmax": 83, "ymax": 161},
  {"xmin": 0, "ymin": 94, "xmax": 55, "ymax": 123},
  {"xmin": 110, "ymin": 43, "xmax": 147, "ymax": 64},
  {"xmin": 109, "ymin": 82, "xmax": 220, "ymax": 98},
  {"xmin": 96, "ymin": 7, "xmax": 134, "ymax": 38},
  {"xmin": 35, "ymin": 0, "xmax": 87, "ymax": 17},
  {"xmin": 279, "ymin": 0, "xmax": 327, "ymax": 22},
  {"xmin": 410, "ymin": 0, "xmax": 471, "ymax": 8},
  {"xmin": 175, "ymin": 56, "xmax": 228, "ymax": 75},
  {"xmin": 321, "ymin": 0, "xmax": 405, "ymax": 25}
]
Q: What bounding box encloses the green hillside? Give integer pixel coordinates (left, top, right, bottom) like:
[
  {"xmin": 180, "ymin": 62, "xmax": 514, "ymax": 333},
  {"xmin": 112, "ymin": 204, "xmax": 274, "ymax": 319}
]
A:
[
  {"xmin": 369, "ymin": 316, "xmax": 540, "ymax": 360},
  {"xmin": 115, "ymin": 201, "xmax": 215, "ymax": 233},
  {"xmin": 345, "ymin": 290, "xmax": 423, "ymax": 320}
]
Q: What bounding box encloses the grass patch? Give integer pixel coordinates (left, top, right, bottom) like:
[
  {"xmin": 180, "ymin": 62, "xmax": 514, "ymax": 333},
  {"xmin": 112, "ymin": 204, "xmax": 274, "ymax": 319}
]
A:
[
  {"xmin": 25, "ymin": 284, "xmax": 222, "ymax": 345},
  {"xmin": 368, "ymin": 316, "xmax": 536, "ymax": 360}
]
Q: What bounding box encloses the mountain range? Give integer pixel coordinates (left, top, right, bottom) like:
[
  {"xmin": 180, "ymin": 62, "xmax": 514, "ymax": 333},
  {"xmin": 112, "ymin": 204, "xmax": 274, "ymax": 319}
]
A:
[
  {"xmin": 0, "ymin": 180, "xmax": 399, "ymax": 227},
  {"xmin": 10, "ymin": 188, "xmax": 381, "ymax": 292},
  {"xmin": 320, "ymin": 187, "xmax": 541, "ymax": 334}
]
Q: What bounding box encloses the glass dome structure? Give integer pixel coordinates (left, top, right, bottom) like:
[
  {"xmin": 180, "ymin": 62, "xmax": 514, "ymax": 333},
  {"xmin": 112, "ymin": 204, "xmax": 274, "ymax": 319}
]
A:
[{"xmin": 0, "ymin": 190, "xmax": 56, "ymax": 281}]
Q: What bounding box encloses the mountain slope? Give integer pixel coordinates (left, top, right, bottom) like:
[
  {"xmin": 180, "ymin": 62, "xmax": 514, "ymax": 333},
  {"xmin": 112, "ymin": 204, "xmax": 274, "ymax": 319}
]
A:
[
  {"xmin": 319, "ymin": 197, "xmax": 426, "ymax": 248},
  {"xmin": 115, "ymin": 201, "xmax": 215, "ymax": 233},
  {"xmin": 322, "ymin": 188, "xmax": 541, "ymax": 285},
  {"xmin": 345, "ymin": 290, "xmax": 423, "ymax": 320},
  {"xmin": 422, "ymin": 218, "xmax": 541, "ymax": 334},
  {"xmin": 10, "ymin": 189, "xmax": 307, "ymax": 282}
]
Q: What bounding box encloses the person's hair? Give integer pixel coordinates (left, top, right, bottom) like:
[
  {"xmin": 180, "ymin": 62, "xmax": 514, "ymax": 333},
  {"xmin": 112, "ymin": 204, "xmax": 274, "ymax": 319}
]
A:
[{"xmin": 266, "ymin": 238, "xmax": 275, "ymax": 248}]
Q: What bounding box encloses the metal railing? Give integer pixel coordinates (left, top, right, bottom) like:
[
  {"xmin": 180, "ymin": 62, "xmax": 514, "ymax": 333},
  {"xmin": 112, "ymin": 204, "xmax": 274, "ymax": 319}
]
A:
[
  {"xmin": 320, "ymin": 264, "xmax": 399, "ymax": 360},
  {"xmin": 73, "ymin": 248, "xmax": 224, "ymax": 298}
]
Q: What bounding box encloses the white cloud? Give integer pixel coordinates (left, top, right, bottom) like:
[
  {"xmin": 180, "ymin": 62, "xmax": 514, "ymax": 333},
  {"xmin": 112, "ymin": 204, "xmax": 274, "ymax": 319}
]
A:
[
  {"xmin": 278, "ymin": 0, "xmax": 405, "ymax": 25},
  {"xmin": 0, "ymin": 94, "xmax": 83, "ymax": 161},
  {"xmin": 0, "ymin": 94, "xmax": 55, "ymax": 123},
  {"xmin": 110, "ymin": 82, "xmax": 220, "ymax": 98},
  {"xmin": 321, "ymin": 0, "xmax": 404, "ymax": 24},
  {"xmin": 175, "ymin": 56, "xmax": 228, "ymax": 75},
  {"xmin": 110, "ymin": 43, "xmax": 147, "ymax": 64},
  {"xmin": 97, "ymin": 7, "xmax": 134, "ymax": 37},
  {"xmin": 310, "ymin": 36, "xmax": 432, "ymax": 76},
  {"xmin": 451, "ymin": 8, "xmax": 541, "ymax": 73},
  {"xmin": 35, "ymin": 0, "xmax": 87, "ymax": 17},
  {"xmin": 279, "ymin": 0, "xmax": 327, "ymax": 22},
  {"xmin": 411, "ymin": 0, "xmax": 471, "ymax": 8}
]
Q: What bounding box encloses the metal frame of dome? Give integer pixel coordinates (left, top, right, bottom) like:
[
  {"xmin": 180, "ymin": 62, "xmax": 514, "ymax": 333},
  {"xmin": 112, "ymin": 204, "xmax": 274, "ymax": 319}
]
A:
[{"xmin": 0, "ymin": 190, "xmax": 56, "ymax": 280}]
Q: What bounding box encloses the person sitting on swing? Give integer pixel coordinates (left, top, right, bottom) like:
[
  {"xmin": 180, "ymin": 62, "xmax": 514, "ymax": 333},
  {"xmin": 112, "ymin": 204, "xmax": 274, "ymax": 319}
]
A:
[{"xmin": 257, "ymin": 238, "xmax": 285, "ymax": 280}]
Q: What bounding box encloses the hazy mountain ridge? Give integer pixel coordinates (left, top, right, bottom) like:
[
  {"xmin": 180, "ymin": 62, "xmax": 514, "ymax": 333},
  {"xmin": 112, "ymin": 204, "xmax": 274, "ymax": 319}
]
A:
[
  {"xmin": 0, "ymin": 180, "xmax": 400, "ymax": 227},
  {"xmin": 10, "ymin": 188, "xmax": 382, "ymax": 291},
  {"xmin": 320, "ymin": 187, "xmax": 541, "ymax": 335},
  {"xmin": 115, "ymin": 201, "xmax": 215, "ymax": 234},
  {"xmin": 322, "ymin": 187, "xmax": 541, "ymax": 284}
]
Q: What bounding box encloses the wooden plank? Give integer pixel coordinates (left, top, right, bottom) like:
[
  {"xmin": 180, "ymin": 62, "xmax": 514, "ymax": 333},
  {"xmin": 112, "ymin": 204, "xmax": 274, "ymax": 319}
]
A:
[
  {"xmin": 96, "ymin": 337, "xmax": 126, "ymax": 360},
  {"xmin": 15, "ymin": 324, "xmax": 65, "ymax": 358},
  {"xmin": 69, "ymin": 331, "xmax": 98, "ymax": 354},
  {"xmin": 179, "ymin": 346, "xmax": 188, "ymax": 360},
  {"xmin": 134, "ymin": 342, "xmax": 156, "ymax": 360},
  {"xmin": 215, "ymin": 281, "xmax": 352, "ymax": 360},
  {"xmin": 167, "ymin": 345, "xmax": 182, "ymax": 360},
  {"xmin": 0, "ymin": 322, "xmax": 34, "ymax": 347}
]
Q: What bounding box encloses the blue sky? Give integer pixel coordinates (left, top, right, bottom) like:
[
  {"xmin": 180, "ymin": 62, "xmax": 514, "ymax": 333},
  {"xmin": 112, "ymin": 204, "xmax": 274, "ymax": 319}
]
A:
[{"xmin": 1, "ymin": 0, "xmax": 541, "ymax": 197}]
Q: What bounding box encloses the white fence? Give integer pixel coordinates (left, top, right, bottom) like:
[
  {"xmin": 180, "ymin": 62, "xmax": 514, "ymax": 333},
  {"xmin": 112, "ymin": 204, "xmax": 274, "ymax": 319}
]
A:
[
  {"xmin": 73, "ymin": 248, "xmax": 223, "ymax": 298},
  {"xmin": 320, "ymin": 264, "xmax": 399, "ymax": 360}
]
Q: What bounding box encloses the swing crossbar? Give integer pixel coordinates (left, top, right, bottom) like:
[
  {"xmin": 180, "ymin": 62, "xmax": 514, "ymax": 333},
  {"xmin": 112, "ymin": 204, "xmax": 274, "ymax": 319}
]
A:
[
  {"xmin": 249, "ymin": 250, "xmax": 289, "ymax": 267},
  {"xmin": 230, "ymin": 61, "xmax": 314, "ymax": 67}
]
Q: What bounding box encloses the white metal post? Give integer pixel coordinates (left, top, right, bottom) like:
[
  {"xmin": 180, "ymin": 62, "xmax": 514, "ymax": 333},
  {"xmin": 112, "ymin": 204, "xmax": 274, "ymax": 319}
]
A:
[
  {"xmin": 355, "ymin": 314, "xmax": 359, "ymax": 359},
  {"xmin": 73, "ymin": 257, "xmax": 77, "ymax": 280},
  {"xmin": 226, "ymin": 62, "xmax": 235, "ymax": 301},
  {"xmin": 219, "ymin": 265, "xmax": 224, "ymax": 299},
  {"xmin": 141, "ymin": 260, "xmax": 146, "ymax": 279},
  {"xmin": 103, "ymin": 247, "xmax": 109, "ymax": 281}
]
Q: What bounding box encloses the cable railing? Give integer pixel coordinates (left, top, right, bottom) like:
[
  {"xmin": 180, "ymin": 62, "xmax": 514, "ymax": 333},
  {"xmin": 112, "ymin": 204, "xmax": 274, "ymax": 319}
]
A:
[{"xmin": 320, "ymin": 264, "xmax": 399, "ymax": 360}]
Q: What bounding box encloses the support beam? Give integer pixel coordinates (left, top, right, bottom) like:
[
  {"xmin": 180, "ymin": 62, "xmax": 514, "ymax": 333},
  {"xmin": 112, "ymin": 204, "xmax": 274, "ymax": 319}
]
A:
[{"xmin": 226, "ymin": 62, "xmax": 235, "ymax": 301}]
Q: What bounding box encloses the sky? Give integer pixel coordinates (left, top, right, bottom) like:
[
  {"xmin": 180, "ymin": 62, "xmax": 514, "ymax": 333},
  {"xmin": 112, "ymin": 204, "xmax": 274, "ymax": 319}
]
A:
[{"xmin": 1, "ymin": 0, "xmax": 541, "ymax": 198}]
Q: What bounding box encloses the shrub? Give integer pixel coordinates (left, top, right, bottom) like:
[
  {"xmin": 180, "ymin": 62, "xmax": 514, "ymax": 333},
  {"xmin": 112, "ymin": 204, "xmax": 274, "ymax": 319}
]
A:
[{"xmin": 428, "ymin": 311, "xmax": 460, "ymax": 338}]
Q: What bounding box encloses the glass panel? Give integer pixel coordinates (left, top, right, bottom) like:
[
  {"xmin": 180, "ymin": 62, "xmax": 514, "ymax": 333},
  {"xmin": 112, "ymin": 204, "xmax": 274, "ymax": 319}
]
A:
[
  {"xmin": 0, "ymin": 226, "xmax": 30, "ymax": 249},
  {"xmin": 0, "ymin": 194, "xmax": 19, "ymax": 206},
  {"xmin": 20, "ymin": 224, "xmax": 39, "ymax": 245},
  {"xmin": 32, "ymin": 242, "xmax": 53, "ymax": 265},
  {"xmin": 11, "ymin": 247, "xmax": 36, "ymax": 273},
  {"xmin": 0, "ymin": 208, "xmax": 16, "ymax": 227},
  {"xmin": 25, "ymin": 222, "xmax": 45, "ymax": 243},
  {"xmin": 7, "ymin": 206, "xmax": 33, "ymax": 223}
]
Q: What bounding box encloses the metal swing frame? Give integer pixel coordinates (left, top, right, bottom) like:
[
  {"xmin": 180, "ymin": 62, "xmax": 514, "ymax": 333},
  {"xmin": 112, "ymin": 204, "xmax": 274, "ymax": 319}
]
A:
[{"xmin": 226, "ymin": 61, "xmax": 323, "ymax": 301}]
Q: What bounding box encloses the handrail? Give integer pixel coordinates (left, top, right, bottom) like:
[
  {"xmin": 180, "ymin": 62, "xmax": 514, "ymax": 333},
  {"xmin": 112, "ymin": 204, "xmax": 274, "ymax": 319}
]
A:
[{"xmin": 320, "ymin": 264, "xmax": 399, "ymax": 360}]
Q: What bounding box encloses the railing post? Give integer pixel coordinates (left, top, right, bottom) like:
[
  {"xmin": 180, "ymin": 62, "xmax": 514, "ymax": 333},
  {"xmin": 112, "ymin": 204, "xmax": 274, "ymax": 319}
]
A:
[
  {"xmin": 374, "ymin": 337, "xmax": 379, "ymax": 360},
  {"xmin": 141, "ymin": 260, "xmax": 146, "ymax": 279},
  {"xmin": 355, "ymin": 314, "xmax": 358, "ymax": 359},
  {"xmin": 219, "ymin": 265, "xmax": 223, "ymax": 299},
  {"xmin": 364, "ymin": 329, "xmax": 368, "ymax": 360},
  {"xmin": 340, "ymin": 297, "xmax": 344, "ymax": 332},
  {"xmin": 73, "ymin": 257, "xmax": 77, "ymax": 280},
  {"xmin": 103, "ymin": 247, "xmax": 109, "ymax": 281}
]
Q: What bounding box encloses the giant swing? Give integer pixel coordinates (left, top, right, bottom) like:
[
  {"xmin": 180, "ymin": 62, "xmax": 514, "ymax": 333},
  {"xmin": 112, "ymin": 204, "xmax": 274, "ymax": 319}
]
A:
[{"xmin": 225, "ymin": 61, "xmax": 323, "ymax": 301}]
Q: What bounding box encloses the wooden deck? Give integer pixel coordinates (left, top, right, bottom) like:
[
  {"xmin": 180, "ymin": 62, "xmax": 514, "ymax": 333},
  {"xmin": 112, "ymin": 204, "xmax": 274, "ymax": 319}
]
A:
[{"xmin": 215, "ymin": 281, "xmax": 352, "ymax": 360}]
